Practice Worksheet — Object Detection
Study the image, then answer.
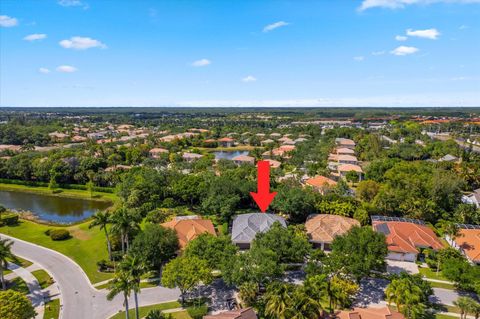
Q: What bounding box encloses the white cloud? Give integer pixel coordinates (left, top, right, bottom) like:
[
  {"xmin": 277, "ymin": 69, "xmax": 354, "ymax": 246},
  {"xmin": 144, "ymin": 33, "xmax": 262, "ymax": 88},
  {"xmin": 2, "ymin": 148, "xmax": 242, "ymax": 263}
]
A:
[
  {"xmin": 58, "ymin": 0, "xmax": 89, "ymax": 9},
  {"xmin": 59, "ymin": 36, "xmax": 106, "ymax": 50},
  {"xmin": 354, "ymin": 56, "xmax": 365, "ymax": 61},
  {"xmin": 359, "ymin": 0, "xmax": 480, "ymax": 11},
  {"xmin": 191, "ymin": 59, "xmax": 211, "ymax": 67},
  {"xmin": 371, "ymin": 50, "xmax": 386, "ymax": 56},
  {"xmin": 395, "ymin": 35, "xmax": 408, "ymax": 41},
  {"xmin": 39, "ymin": 68, "xmax": 51, "ymax": 74},
  {"xmin": 0, "ymin": 15, "xmax": 18, "ymax": 28},
  {"xmin": 56, "ymin": 65, "xmax": 78, "ymax": 73},
  {"xmin": 263, "ymin": 21, "xmax": 290, "ymax": 33},
  {"xmin": 390, "ymin": 45, "xmax": 419, "ymax": 55},
  {"xmin": 406, "ymin": 28, "xmax": 440, "ymax": 39},
  {"xmin": 24, "ymin": 34, "xmax": 47, "ymax": 41},
  {"xmin": 242, "ymin": 75, "xmax": 257, "ymax": 82}
]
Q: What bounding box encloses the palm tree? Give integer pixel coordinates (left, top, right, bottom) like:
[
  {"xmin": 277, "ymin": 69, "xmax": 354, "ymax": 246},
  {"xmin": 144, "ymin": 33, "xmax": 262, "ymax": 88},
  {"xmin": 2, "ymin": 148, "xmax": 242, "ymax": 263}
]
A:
[
  {"xmin": 118, "ymin": 255, "xmax": 145, "ymax": 319},
  {"xmin": 467, "ymin": 299, "xmax": 480, "ymax": 319},
  {"xmin": 145, "ymin": 310, "xmax": 171, "ymax": 319},
  {"xmin": 89, "ymin": 211, "xmax": 113, "ymax": 261},
  {"xmin": 290, "ymin": 286, "xmax": 323, "ymax": 319},
  {"xmin": 263, "ymin": 282, "xmax": 294, "ymax": 319},
  {"xmin": 386, "ymin": 278, "xmax": 424, "ymax": 319},
  {"xmin": 110, "ymin": 207, "xmax": 140, "ymax": 254},
  {"xmin": 0, "ymin": 238, "xmax": 15, "ymax": 290},
  {"xmin": 455, "ymin": 297, "xmax": 478, "ymax": 319},
  {"xmin": 107, "ymin": 270, "xmax": 134, "ymax": 319}
]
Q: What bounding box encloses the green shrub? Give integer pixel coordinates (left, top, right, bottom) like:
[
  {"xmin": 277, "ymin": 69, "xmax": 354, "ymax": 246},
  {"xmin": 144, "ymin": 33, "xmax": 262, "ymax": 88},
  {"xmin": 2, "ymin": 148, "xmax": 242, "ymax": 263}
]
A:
[
  {"xmin": 1, "ymin": 213, "xmax": 19, "ymax": 226},
  {"xmin": 44, "ymin": 229, "xmax": 51, "ymax": 236},
  {"xmin": 186, "ymin": 305, "xmax": 208, "ymax": 319},
  {"xmin": 49, "ymin": 229, "xmax": 70, "ymax": 241}
]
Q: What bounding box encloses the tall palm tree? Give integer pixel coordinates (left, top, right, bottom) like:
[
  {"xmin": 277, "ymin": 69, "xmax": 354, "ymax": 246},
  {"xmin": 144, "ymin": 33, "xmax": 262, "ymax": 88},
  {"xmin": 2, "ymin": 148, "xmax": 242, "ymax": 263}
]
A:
[
  {"xmin": 89, "ymin": 211, "xmax": 113, "ymax": 261},
  {"xmin": 119, "ymin": 255, "xmax": 145, "ymax": 319},
  {"xmin": 107, "ymin": 270, "xmax": 134, "ymax": 319},
  {"xmin": 455, "ymin": 297, "xmax": 475, "ymax": 319},
  {"xmin": 0, "ymin": 238, "xmax": 15, "ymax": 290},
  {"xmin": 110, "ymin": 207, "xmax": 140, "ymax": 254},
  {"xmin": 386, "ymin": 278, "xmax": 424, "ymax": 319},
  {"xmin": 263, "ymin": 282, "xmax": 294, "ymax": 319}
]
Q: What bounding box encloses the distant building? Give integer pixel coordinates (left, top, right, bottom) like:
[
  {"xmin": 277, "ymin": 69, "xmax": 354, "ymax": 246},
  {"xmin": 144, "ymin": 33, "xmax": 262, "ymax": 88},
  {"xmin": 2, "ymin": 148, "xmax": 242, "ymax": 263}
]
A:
[
  {"xmin": 149, "ymin": 148, "xmax": 169, "ymax": 159},
  {"xmin": 232, "ymin": 155, "xmax": 255, "ymax": 165},
  {"xmin": 337, "ymin": 164, "xmax": 363, "ymax": 179},
  {"xmin": 462, "ymin": 188, "xmax": 480, "ymax": 208},
  {"xmin": 337, "ymin": 155, "xmax": 358, "ymax": 165},
  {"xmin": 439, "ymin": 154, "xmax": 459, "ymax": 162},
  {"xmin": 182, "ymin": 152, "xmax": 203, "ymax": 162},
  {"xmin": 305, "ymin": 175, "xmax": 337, "ymax": 195},
  {"xmin": 218, "ymin": 137, "xmax": 235, "ymax": 147},
  {"xmin": 335, "ymin": 138, "xmax": 356, "ymax": 149},
  {"xmin": 264, "ymin": 159, "xmax": 281, "ymax": 169}
]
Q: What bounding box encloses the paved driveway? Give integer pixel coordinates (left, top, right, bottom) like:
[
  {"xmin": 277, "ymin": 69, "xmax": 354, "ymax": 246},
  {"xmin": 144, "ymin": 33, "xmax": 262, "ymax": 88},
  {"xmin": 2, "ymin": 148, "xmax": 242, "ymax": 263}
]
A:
[{"xmin": 386, "ymin": 260, "xmax": 419, "ymax": 275}]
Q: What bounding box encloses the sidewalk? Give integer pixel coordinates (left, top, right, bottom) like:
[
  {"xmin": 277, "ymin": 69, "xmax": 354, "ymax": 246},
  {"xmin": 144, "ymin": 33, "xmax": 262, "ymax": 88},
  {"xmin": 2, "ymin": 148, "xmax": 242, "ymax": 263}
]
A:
[{"xmin": 7, "ymin": 262, "xmax": 46, "ymax": 319}]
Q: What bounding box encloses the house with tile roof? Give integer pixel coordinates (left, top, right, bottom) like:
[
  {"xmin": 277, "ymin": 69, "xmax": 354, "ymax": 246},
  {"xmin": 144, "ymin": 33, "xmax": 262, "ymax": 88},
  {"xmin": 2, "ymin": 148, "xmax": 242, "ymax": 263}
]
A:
[
  {"xmin": 338, "ymin": 155, "xmax": 359, "ymax": 165},
  {"xmin": 305, "ymin": 214, "xmax": 360, "ymax": 250},
  {"xmin": 373, "ymin": 218, "xmax": 444, "ymax": 262},
  {"xmin": 335, "ymin": 138, "xmax": 356, "ymax": 149},
  {"xmin": 161, "ymin": 215, "xmax": 216, "ymax": 249},
  {"xmin": 218, "ymin": 137, "xmax": 235, "ymax": 147},
  {"xmin": 182, "ymin": 152, "xmax": 203, "ymax": 162},
  {"xmin": 149, "ymin": 147, "xmax": 169, "ymax": 159},
  {"xmin": 337, "ymin": 307, "xmax": 405, "ymax": 319},
  {"xmin": 231, "ymin": 213, "xmax": 287, "ymax": 249},
  {"xmin": 305, "ymin": 176, "xmax": 337, "ymax": 195},
  {"xmin": 264, "ymin": 159, "xmax": 281, "ymax": 169},
  {"xmin": 462, "ymin": 188, "xmax": 480, "ymax": 208},
  {"xmin": 336, "ymin": 147, "xmax": 355, "ymax": 155},
  {"xmin": 447, "ymin": 225, "xmax": 480, "ymax": 265},
  {"xmin": 204, "ymin": 308, "xmax": 257, "ymax": 319},
  {"xmin": 338, "ymin": 164, "xmax": 363, "ymax": 180},
  {"xmin": 232, "ymin": 155, "xmax": 255, "ymax": 165}
]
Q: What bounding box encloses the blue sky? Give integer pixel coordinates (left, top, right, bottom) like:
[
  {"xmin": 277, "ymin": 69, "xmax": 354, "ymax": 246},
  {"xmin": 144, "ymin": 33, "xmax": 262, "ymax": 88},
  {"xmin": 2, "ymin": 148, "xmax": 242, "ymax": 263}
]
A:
[{"xmin": 1, "ymin": 0, "xmax": 479, "ymax": 107}]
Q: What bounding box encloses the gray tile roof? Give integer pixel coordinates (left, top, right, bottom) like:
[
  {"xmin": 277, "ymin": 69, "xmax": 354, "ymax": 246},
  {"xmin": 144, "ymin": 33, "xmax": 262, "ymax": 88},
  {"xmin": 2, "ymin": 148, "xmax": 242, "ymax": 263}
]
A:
[{"xmin": 231, "ymin": 213, "xmax": 287, "ymax": 244}]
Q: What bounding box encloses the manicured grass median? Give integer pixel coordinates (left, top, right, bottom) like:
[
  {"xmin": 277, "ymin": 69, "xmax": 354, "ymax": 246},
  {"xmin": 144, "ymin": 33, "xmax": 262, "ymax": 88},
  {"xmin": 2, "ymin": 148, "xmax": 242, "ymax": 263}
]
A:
[
  {"xmin": 0, "ymin": 219, "xmax": 113, "ymax": 283},
  {"xmin": 419, "ymin": 267, "xmax": 449, "ymax": 281},
  {"xmin": 108, "ymin": 301, "xmax": 184, "ymax": 319},
  {"xmin": 8, "ymin": 277, "xmax": 29, "ymax": 295},
  {"xmin": 31, "ymin": 269, "xmax": 54, "ymax": 289},
  {"xmin": 43, "ymin": 298, "xmax": 60, "ymax": 319}
]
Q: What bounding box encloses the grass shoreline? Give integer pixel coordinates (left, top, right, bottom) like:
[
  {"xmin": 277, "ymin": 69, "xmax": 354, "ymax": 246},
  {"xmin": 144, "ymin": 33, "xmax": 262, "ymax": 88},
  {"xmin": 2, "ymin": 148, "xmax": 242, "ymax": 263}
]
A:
[{"xmin": 0, "ymin": 182, "xmax": 117, "ymax": 203}]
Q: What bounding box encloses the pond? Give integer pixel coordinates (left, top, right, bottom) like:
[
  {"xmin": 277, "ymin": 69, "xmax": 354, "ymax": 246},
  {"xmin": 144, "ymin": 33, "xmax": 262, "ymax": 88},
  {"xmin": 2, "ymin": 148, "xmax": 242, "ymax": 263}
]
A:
[
  {"xmin": 212, "ymin": 150, "xmax": 250, "ymax": 160},
  {"xmin": 0, "ymin": 190, "xmax": 112, "ymax": 224}
]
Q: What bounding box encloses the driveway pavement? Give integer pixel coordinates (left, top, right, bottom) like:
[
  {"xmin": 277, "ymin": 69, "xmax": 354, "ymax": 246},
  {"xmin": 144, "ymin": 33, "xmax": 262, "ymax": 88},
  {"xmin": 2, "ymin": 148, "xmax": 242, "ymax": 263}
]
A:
[
  {"xmin": 386, "ymin": 260, "xmax": 419, "ymax": 275},
  {"xmin": 1, "ymin": 233, "xmax": 181, "ymax": 319}
]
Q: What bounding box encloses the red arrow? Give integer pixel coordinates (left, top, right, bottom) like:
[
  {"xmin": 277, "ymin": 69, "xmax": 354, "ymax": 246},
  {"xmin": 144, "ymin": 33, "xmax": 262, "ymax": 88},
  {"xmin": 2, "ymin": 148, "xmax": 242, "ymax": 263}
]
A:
[{"xmin": 250, "ymin": 160, "xmax": 277, "ymax": 212}]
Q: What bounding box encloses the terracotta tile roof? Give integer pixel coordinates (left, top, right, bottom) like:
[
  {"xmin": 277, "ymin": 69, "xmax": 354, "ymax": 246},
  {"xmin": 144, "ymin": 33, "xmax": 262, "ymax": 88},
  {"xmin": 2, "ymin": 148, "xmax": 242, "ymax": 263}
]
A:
[
  {"xmin": 306, "ymin": 214, "xmax": 359, "ymax": 243},
  {"xmin": 338, "ymin": 155, "xmax": 358, "ymax": 162},
  {"xmin": 149, "ymin": 148, "xmax": 168, "ymax": 154},
  {"xmin": 264, "ymin": 159, "xmax": 281, "ymax": 168},
  {"xmin": 336, "ymin": 147, "xmax": 355, "ymax": 155},
  {"xmin": 335, "ymin": 138, "xmax": 356, "ymax": 146},
  {"xmin": 454, "ymin": 229, "xmax": 480, "ymax": 263},
  {"xmin": 232, "ymin": 155, "xmax": 255, "ymax": 162},
  {"xmin": 162, "ymin": 217, "xmax": 216, "ymax": 249},
  {"xmin": 338, "ymin": 164, "xmax": 363, "ymax": 173},
  {"xmin": 218, "ymin": 137, "xmax": 234, "ymax": 142},
  {"xmin": 204, "ymin": 308, "xmax": 257, "ymax": 319},
  {"xmin": 373, "ymin": 221, "xmax": 444, "ymax": 254},
  {"xmin": 337, "ymin": 307, "xmax": 405, "ymax": 319},
  {"xmin": 305, "ymin": 176, "xmax": 337, "ymax": 189}
]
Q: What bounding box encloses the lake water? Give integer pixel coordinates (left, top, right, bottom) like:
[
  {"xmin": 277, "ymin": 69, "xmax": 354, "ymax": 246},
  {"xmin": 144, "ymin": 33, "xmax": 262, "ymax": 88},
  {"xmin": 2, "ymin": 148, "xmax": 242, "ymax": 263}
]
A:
[
  {"xmin": 212, "ymin": 150, "xmax": 249, "ymax": 160},
  {"xmin": 0, "ymin": 190, "xmax": 112, "ymax": 224}
]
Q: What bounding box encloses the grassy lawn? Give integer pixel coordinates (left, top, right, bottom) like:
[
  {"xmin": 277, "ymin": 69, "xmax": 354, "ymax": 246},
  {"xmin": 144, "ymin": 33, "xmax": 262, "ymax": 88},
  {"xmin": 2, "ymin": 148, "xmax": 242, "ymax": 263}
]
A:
[
  {"xmin": 429, "ymin": 281, "xmax": 456, "ymax": 290},
  {"xmin": 108, "ymin": 301, "xmax": 184, "ymax": 319},
  {"xmin": 43, "ymin": 298, "xmax": 60, "ymax": 319},
  {"xmin": 0, "ymin": 183, "xmax": 117, "ymax": 203},
  {"xmin": 7, "ymin": 276, "xmax": 30, "ymax": 294},
  {"xmin": 31, "ymin": 269, "xmax": 54, "ymax": 289},
  {"xmin": 435, "ymin": 315, "xmax": 458, "ymax": 319},
  {"xmin": 0, "ymin": 219, "xmax": 113, "ymax": 283},
  {"xmin": 419, "ymin": 267, "xmax": 449, "ymax": 281}
]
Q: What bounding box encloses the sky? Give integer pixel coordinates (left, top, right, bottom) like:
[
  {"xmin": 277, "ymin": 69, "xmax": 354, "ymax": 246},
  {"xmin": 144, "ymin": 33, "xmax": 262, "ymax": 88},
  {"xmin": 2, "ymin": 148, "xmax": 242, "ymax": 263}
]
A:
[{"xmin": 1, "ymin": 0, "xmax": 479, "ymax": 107}]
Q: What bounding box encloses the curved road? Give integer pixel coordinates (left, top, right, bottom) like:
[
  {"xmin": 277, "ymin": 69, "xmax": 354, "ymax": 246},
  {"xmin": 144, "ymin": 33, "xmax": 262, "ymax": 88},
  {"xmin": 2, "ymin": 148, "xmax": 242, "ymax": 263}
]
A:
[{"xmin": 1, "ymin": 234, "xmax": 180, "ymax": 319}]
